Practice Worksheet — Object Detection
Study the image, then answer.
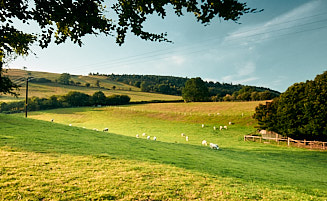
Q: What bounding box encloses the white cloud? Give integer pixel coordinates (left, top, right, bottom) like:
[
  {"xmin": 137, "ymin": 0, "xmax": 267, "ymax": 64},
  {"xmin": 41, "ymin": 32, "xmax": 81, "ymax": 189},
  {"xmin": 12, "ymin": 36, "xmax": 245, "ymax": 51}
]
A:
[
  {"xmin": 224, "ymin": 0, "xmax": 322, "ymax": 44},
  {"xmin": 170, "ymin": 55, "xmax": 186, "ymax": 65},
  {"xmin": 221, "ymin": 61, "xmax": 259, "ymax": 84}
]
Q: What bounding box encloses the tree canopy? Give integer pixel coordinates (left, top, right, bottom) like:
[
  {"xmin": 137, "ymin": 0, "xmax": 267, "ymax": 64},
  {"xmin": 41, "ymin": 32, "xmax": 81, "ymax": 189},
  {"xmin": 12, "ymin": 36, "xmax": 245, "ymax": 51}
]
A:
[
  {"xmin": 253, "ymin": 71, "xmax": 327, "ymax": 141},
  {"xmin": 182, "ymin": 77, "xmax": 209, "ymax": 102},
  {"xmin": 0, "ymin": 0, "xmax": 260, "ymax": 95}
]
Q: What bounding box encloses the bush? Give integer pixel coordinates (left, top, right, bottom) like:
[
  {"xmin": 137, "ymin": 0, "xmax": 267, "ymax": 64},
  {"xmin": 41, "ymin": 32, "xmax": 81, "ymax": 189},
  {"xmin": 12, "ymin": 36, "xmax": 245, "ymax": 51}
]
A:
[{"xmin": 253, "ymin": 71, "xmax": 327, "ymax": 141}]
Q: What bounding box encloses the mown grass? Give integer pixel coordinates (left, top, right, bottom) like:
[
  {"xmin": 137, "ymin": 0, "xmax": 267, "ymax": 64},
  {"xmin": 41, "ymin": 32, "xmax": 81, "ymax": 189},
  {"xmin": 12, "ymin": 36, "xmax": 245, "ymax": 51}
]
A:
[{"xmin": 1, "ymin": 102, "xmax": 327, "ymax": 200}]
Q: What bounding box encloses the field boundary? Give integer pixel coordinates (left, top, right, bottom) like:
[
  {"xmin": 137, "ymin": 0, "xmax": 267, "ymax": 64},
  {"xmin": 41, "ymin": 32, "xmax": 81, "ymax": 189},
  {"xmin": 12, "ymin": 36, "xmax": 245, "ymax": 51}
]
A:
[{"xmin": 244, "ymin": 135, "xmax": 327, "ymax": 150}]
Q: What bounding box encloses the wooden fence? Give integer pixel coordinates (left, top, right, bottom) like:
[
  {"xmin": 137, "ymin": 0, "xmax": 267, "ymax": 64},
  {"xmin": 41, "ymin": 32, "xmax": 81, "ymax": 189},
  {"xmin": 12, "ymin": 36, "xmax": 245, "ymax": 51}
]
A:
[{"xmin": 244, "ymin": 135, "xmax": 327, "ymax": 150}]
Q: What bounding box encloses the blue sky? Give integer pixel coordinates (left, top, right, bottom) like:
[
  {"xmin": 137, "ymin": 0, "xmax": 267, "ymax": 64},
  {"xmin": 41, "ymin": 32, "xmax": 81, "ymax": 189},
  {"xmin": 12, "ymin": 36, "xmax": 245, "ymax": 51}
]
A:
[{"xmin": 8, "ymin": 0, "xmax": 327, "ymax": 92}]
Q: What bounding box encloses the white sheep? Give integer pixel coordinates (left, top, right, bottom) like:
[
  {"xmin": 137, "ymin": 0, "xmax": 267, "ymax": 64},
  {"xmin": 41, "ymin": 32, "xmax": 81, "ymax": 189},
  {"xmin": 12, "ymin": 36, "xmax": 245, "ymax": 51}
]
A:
[
  {"xmin": 181, "ymin": 133, "xmax": 185, "ymax": 137},
  {"xmin": 202, "ymin": 124, "xmax": 205, "ymax": 128},
  {"xmin": 142, "ymin": 133, "xmax": 146, "ymax": 136},
  {"xmin": 103, "ymin": 128, "xmax": 109, "ymax": 132},
  {"xmin": 136, "ymin": 134, "xmax": 139, "ymax": 138},
  {"xmin": 69, "ymin": 124, "xmax": 72, "ymax": 126},
  {"xmin": 213, "ymin": 126, "xmax": 216, "ymax": 130},
  {"xmin": 186, "ymin": 136, "xmax": 189, "ymax": 141},
  {"xmin": 147, "ymin": 136, "xmax": 150, "ymax": 140},
  {"xmin": 219, "ymin": 126, "xmax": 223, "ymax": 131},
  {"xmin": 229, "ymin": 122, "xmax": 232, "ymax": 125},
  {"xmin": 153, "ymin": 136, "xmax": 157, "ymax": 141},
  {"xmin": 210, "ymin": 143, "xmax": 219, "ymax": 150},
  {"xmin": 224, "ymin": 126, "xmax": 228, "ymax": 130},
  {"xmin": 202, "ymin": 140, "xmax": 207, "ymax": 146}
]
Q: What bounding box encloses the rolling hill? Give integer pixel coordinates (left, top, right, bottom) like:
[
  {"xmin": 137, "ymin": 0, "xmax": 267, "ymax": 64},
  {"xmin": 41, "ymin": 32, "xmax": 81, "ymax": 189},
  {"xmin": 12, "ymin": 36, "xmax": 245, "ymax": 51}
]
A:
[
  {"xmin": 1, "ymin": 101, "xmax": 326, "ymax": 200},
  {"xmin": 1, "ymin": 69, "xmax": 182, "ymax": 102}
]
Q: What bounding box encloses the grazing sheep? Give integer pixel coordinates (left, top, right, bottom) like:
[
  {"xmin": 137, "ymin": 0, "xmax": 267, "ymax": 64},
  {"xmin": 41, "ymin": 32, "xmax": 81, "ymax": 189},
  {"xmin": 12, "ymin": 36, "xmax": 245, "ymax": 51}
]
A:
[
  {"xmin": 224, "ymin": 126, "xmax": 228, "ymax": 130},
  {"xmin": 153, "ymin": 136, "xmax": 157, "ymax": 141},
  {"xmin": 229, "ymin": 122, "xmax": 232, "ymax": 125},
  {"xmin": 181, "ymin": 133, "xmax": 185, "ymax": 137},
  {"xmin": 219, "ymin": 126, "xmax": 223, "ymax": 131},
  {"xmin": 186, "ymin": 136, "xmax": 189, "ymax": 141},
  {"xmin": 103, "ymin": 128, "xmax": 109, "ymax": 132},
  {"xmin": 147, "ymin": 136, "xmax": 150, "ymax": 140},
  {"xmin": 69, "ymin": 124, "xmax": 72, "ymax": 126},
  {"xmin": 202, "ymin": 124, "xmax": 205, "ymax": 128},
  {"xmin": 202, "ymin": 140, "xmax": 207, "ymax": 146},
  {"xmin": 210, "ymin": 143, "xmax": 219, "ymax": 150},
  {"xmin": 213, "ymin": 126, "xmax": 216, "ymax": 130},
  {"xmin": 142, "ymin": 133, "xmax": 146, "ymax": 136},
  {"xmin": 136, "ymin": 134, "xmax": 139, "ymax": 138}
]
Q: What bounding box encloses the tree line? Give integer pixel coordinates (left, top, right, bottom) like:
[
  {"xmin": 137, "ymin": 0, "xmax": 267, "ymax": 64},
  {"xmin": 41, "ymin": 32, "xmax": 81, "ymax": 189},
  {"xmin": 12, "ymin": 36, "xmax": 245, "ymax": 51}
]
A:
[
  {"xmin": 90, "ymin": 73, "xmax": 280, "ymax": 100},
  {"xmin": 253, "ymin": 71, "xmax": 327, "ymax": 141},
  {"xmin": 0, "ymin": 91, "xmax": 130, "ymax": 114},
  {"xmin": 181, "ymin": 77, "xmax": 280, "ymax": 102}
]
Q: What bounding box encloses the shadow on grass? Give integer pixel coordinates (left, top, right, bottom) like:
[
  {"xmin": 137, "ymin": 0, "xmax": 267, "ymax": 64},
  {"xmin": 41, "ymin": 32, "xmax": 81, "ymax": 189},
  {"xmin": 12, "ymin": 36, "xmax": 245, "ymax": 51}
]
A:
[{"xmin": 1, "ymin": 114, "xmax": 326, "ymax": 197}]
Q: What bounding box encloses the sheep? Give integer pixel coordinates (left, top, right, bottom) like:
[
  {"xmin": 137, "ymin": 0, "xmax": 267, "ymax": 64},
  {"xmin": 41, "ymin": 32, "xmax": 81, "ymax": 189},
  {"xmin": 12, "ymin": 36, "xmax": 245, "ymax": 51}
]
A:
[
  {"xmin": 219, "ymin": 126, "xmax": 223, "ymax": 131},
  {"xmin": 103, "ymin": 128, "xmax": 109, "ymax": 132},
  {"xmin": 153, "ymin": 136, "xmax": 157, "ymax": 141},
  {"xmin": 224, "ymin": 126, "xmax": 228, "ymax": 130},
  {"xmin": 147, "ymin": 136, "xmax": 150, "ymax": 140},
  {"xmin": 69, "ymin": 124, "xmax": 72, "ymax": 126},
  {"xmin": 202, "ymin": 140, "xmax": 207, "ymax": 146},
  {"xmin": 213, "ymin": 126, "xmax": 216, "ymax": 130},
  {"xmin": 202, "ymin": 124, "xmax": 205, "ymax": 128},
  {"xmin": 186, "ymin": 136, "xmax": 189, "ymax": 141},
  {"xmin": 142, "ymin": 133, "xmax": 146, "ymax": 137},
  {"xmin": 181, "ymin": 133, "xmax": 185, "ymax": 137},
  {"xmin": 209, "ymin": 143, "xmax": 219, "ymax": 150},
  {"xmin": 229, "ymin": 122, "xmax": 232, "ymax": 125},
  {"xmin": 136, "ymin": 134, "xmax": 139, "ymax": 138}
]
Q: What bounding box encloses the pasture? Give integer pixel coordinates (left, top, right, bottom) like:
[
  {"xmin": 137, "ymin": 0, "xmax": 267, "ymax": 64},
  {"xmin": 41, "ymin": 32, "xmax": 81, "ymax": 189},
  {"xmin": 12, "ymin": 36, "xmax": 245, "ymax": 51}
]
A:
[
  {"xmin": 1, "ymin": 102, "xmax": 326, "ymax": 200},
  {"xmin": 1, "ymin": 69, "xmax": 181, "ymax": 102}
]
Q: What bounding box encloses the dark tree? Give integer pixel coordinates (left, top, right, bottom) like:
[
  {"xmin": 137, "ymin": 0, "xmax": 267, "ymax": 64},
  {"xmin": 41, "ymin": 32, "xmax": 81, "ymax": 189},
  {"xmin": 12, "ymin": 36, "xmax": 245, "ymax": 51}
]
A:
[
  {"xmin": 253, "ymin": 71, "xmax": 327, "ymax": 141},
  {"xmin": 92, "ymin": 91, "xmax": 106, "ymax": 105},
  {"xmin": 182, "ymin": 77, "xmax": 209, "ymax": 102},
  {"xmin": 1, "ymin": 0, "xmax": 260, "ymax": 95},
  {"xmin": 63, "ymin": 91, "xmax": 91, "ymax": 107},
  {"xmin": 57, "ymin": 73, "xmax": 71, "ymax": 85}
]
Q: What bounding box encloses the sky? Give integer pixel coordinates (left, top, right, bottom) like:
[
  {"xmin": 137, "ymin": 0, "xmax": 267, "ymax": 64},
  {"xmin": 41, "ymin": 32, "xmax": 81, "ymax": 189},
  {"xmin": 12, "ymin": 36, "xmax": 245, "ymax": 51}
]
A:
[{"xmin": 7, "ymin": 0, "xmax": 327, "ymax": 92}]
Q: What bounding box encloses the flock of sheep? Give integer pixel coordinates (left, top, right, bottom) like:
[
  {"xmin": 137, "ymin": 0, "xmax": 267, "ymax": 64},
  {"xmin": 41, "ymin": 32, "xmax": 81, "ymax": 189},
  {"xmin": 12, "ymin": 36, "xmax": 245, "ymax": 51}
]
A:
[{"xmin": 53, "ymin": 118, "xmax": 232, "ymax": 151}]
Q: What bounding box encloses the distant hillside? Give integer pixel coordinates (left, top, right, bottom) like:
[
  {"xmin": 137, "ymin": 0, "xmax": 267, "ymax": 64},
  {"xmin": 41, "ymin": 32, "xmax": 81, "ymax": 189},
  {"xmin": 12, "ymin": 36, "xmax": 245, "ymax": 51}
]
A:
[
  {"xmin": 91, "ymin": 72, "xmax": 281, "ymax": 99},
  {"xmin": 1, "ymin": 69, "xmax": 181, "ymax": 102}
]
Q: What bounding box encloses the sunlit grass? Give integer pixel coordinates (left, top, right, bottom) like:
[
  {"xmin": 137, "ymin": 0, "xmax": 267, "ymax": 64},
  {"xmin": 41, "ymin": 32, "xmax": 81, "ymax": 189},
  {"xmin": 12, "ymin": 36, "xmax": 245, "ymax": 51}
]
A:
[{"xmin": 3, "ymin": 101, "xmax": 326, "ymax": 200}]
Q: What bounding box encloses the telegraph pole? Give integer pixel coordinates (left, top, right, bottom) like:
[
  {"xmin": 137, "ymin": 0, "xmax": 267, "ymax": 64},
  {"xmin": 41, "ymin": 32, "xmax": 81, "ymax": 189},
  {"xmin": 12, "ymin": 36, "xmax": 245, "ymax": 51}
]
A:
[{"xmin": 25, "ymin": 77, "xmax": 29, "ymax": 118}]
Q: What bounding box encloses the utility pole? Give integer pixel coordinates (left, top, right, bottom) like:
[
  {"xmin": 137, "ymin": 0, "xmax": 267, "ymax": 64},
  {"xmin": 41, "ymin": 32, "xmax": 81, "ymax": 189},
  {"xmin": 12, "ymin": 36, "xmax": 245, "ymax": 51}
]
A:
[{"xmin": 25, "ymin": 77, "xmax": 29, "ymax": 118}]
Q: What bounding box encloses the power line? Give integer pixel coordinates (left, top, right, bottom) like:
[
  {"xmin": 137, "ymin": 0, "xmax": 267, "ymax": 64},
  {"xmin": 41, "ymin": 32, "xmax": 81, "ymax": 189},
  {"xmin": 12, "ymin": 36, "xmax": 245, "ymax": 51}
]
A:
[{"xmin": 65, "ymin": 12, "xmax": 327, "ymax": 73}]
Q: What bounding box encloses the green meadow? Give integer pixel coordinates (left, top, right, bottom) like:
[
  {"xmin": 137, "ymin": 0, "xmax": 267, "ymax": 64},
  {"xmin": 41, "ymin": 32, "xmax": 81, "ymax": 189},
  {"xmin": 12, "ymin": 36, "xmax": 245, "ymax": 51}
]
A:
[{"xmin": 1, "ymin": 102, "xmax": 326, "ymax": 200}]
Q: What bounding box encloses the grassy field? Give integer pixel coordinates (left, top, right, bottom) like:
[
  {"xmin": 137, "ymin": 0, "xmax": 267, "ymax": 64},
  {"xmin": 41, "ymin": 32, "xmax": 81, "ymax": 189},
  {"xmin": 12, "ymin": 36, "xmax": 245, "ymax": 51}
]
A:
[
  {"xmin": 1, "ymin": 69, "xmax": 181, "ymax": 102},
  {"xmin": 1, "ymin": 102, "xmax": 326, "ymax": 200}
]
